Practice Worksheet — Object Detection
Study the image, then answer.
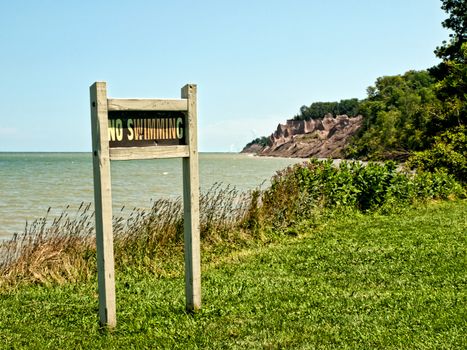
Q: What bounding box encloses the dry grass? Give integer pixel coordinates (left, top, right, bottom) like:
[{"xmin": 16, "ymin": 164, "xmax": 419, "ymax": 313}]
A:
[
  {"xmin": 0, "ymin": 203, "xmax": 96, "ymax": 288},
  {"xmin": 0, "ymin": 184, "xmax": 255, "ymax": 289}
]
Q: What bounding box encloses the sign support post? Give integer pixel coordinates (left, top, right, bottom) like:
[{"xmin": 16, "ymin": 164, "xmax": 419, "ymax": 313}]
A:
[
  {"xmin": 90, "ymin": 82, "xmax": 117, "ymax": 328},
  {"xmin": 181, "ymin": 84, "xmax": 201, "ymax": 311},
  {"xmin": 90, "ymin": 82, "xmax": 201, "ymax": 328}
]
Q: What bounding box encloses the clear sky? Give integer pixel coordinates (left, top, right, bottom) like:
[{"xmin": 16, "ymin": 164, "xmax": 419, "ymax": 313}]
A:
[{"xmin": 0, "ymin": 0, "xmax": 449, "ymax": 152}]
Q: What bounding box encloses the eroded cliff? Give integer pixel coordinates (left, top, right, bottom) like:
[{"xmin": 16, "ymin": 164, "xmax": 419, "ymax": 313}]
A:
[{"xmin": 242, "ymin": 114, "xmax": 363, "ymax": 158}]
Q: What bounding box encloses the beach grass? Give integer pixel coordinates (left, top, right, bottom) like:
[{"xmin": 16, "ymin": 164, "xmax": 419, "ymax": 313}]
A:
[
  {"xmin": 0, "ymin": 200, "xmax": 465, "ymax": 349},
  {"xmin": 0, "ymin": 184, "xmax": 252, "ymax": 288}
]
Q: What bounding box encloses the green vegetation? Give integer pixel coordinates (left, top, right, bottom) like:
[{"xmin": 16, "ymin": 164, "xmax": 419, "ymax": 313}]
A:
[
  {"xmin": 1, "ymin": 200, "xmax": 465, "ymax": 349},
  {"xmin": 407, "ymin": 126, "xmax": 467, "ymax": 184},
  {"xmin": 243, "ymin": 136, "xmax": 270, "ymax": 149},
  {"xmin": 346, "ymin": 70, "xmax": 437, "ymax": 160},
  {"xmin": 293, "ymin": 98, "xmax": 362, "ymax": 121},
  {"xmin": 434, "ymin": 0, "xmax": 466, "ymax": 64},
  {"xmin": 249, "ymin": 159, "xmax": 465, "ymax": 235}
]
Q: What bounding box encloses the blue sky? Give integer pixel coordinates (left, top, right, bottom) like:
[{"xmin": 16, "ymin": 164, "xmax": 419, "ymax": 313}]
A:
[{"xmin": 0, "ymin": 0, "xmax": 448, "ymax": 152}]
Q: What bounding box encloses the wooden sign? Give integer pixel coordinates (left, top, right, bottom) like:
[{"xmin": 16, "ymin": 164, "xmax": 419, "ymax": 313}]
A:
[{"xmin": 90, "ymin": 82, "xmax": 201, "ymax": 328}]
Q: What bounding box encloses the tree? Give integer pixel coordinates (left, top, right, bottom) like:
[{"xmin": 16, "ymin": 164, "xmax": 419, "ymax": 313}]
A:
[
  {"xmin": 433, "ymin": 42, "xmax": 467, "ymax": 129},
  {"xmin": 294, "ymin": 99, "xmax": 361, "ymax": 121},
  {"xmin": 347, "ymin": 71, "xmax": 437, "ymax": 159},
  {"xmin": 431, "ymin": 0, "xmax": 467, "ymax": 129},
  {"xmin": 434, "ymin": 0, "xmax": 467, "ymax": 63},
  {"xmin": 413, "ymin": 0, "xmax": 467, "ymax": 180}
]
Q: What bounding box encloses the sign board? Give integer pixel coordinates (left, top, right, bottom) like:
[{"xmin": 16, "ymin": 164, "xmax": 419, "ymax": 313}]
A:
[
  {"xmin": 90, "ymin": 82, "xmax": 201, "ymax": 328},
  {"xmin": 107, "ymin": 111, "xmax": 186, "ymax": 148}
]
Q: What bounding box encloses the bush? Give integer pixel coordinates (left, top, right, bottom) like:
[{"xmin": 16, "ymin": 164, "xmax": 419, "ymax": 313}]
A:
[
  {"xmin": 258, "ymin": 159, "xmax": 464, "ymax": 227},
  {"xmin": 407, "ymin": 126, "xmax": 467, "ymax": 183}
]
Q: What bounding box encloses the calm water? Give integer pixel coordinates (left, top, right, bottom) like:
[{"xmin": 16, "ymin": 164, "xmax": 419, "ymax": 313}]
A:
[{"xmin": 0, "ymin": 152, "xmax": 304, "ymax": 239}]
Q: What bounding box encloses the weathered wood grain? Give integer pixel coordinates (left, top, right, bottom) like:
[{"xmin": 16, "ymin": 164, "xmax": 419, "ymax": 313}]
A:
[
  {"xmin": 109, "ymin": 145, "xmax": 189, "ymax": 160},
  {"xmin": 90, "ymin": 82, "xmax": 117, "ymax": 328},
  {"xmin": 181, "ymin": 84, "xmax": 201, "ymax": 311},
  {"xmin": 107, "ymin": 98, "xmax": 188, "ymax": 111}
]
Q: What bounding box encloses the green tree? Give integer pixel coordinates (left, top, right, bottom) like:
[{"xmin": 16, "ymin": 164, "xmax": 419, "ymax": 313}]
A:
[
  {"xmin": 404, "ymin": 1, "xmax": 467, "ymax": 181},
  {"xmin": 434, "ymin": 42, "xmax": 467, "ymax": 128},
  {"xmin": 430, "ymin": 0, "xmax": 466, "ymax": 129},
  {"xmin": 336, "ymin": 98, "xmax": 360, "ymax": 116},
  {"xmin": 348, "ymin": 71, "xmax": 437, "ymax": 159},
  {"xmin": 434, "ymin": 0, "xmax": 466, "ymax": 63},
  {"xmin": 294, "ymin": 99, "xmax": 361, "ymax": 121},
  {"xmin": 244, "ymin": 136, "xmax": 270, "ymax": 148}
]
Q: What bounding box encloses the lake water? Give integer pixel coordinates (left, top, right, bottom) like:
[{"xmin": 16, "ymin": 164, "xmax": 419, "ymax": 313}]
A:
[{"xmin": 0, "ymin": 152, "xmax": 305, "ymax": 239}]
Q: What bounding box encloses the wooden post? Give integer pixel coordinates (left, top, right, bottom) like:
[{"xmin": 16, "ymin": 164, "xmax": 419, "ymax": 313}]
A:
[
  {"xmin": 181, "ymin": 84, "xmax": 201, "ymax": 311},
  {"xmin": 90, "ymin": 82, "xmax": 117, "ymax": 328}
]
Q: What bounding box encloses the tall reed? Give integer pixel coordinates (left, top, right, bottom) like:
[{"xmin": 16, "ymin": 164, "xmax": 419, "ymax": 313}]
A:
[
  {"xmin": 0, "ymin": 184, "xmax": 252, "ymax": 288},
  {"xmin": 0, "ymin": 203, "xmax": 96, "ymax": 286}
]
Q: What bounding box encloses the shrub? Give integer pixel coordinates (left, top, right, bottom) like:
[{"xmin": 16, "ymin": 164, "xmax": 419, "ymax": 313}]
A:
[
  {"xmin": 407, "ymin": 126, "xmax": 467, "ymax": 183},
  {"xmin": 258, "ymin": 159, "xmax": 464, "ymax": 227}
]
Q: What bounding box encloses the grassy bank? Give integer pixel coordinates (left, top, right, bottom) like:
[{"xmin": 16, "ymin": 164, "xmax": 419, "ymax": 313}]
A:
[
  {"xmin": 1, "ymin": 160, "xmax": 464, "ymax": 288},
  {"xmin": 1, "ymin": 200, "xmax": 465, "ymax": 349}
]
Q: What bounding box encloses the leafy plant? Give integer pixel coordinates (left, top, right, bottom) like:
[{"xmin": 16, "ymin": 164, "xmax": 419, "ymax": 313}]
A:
[
  {"xmin": 258, "ymin": 159, "xmax": 464, "ymax": 228},
  {"xmin": 407, "ymin": 126, "xmax": 467, "ymax": 183}
]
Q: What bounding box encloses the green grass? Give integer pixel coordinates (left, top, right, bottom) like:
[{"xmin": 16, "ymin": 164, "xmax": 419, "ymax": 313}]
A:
[{"xmin": 1, "ymin": 201, "xmax": 466, "ymax": 349}]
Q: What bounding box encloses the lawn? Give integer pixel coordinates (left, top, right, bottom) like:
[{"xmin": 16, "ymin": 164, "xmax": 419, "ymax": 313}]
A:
[{"xmin": 1, "ymin": 201, "xmax": 465, "ymax": 349}]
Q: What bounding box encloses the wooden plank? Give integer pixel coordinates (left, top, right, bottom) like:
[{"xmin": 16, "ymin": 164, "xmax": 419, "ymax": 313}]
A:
[
  {"xmin": 90, "ymin": 82, "xmax": 117, "ymax": 328},
  {"xmin": 181, "ymin": 84, "xmax": 201, "ymax": 311},
  {"xmin": 110, "ymin": 145, "xmax": 189, "ymax": 161},
  {"xmin": 107, "ymin": 98, "xmax": 188, "ymax": 111}
]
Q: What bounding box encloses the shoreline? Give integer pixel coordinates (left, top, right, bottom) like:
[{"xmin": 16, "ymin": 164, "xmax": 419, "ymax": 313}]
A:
[{"xmin": 0, "ymin": 153, "xmax": 305, "ymax": 240}]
